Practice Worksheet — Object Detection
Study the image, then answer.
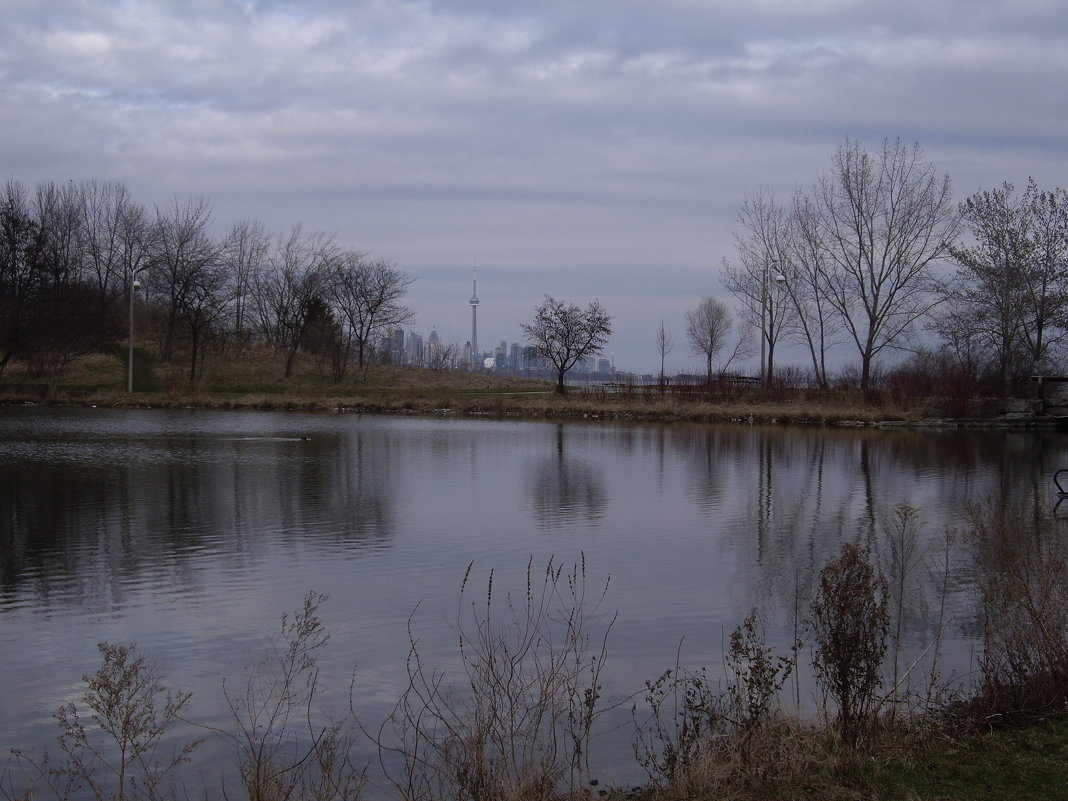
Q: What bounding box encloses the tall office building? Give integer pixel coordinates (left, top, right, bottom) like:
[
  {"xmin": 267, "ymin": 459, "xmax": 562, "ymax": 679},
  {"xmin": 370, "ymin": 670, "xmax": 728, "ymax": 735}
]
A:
[
  {"xmin": 426, "ymin": 329, "xmax": 441, "ymax": 368},
  {"xmin": 469, "ymin": 266, "xmax": 479, "ymax": 369},
  {"xmin": 405, "ymin": 331, "xmax": 423, "ymax": 366}
]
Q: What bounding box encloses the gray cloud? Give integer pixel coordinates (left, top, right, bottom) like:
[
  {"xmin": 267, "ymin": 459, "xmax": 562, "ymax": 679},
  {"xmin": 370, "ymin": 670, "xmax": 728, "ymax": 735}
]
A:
[{"xmin": 3, "ymin": 0, "xmax": 1067, "ymax": 372}]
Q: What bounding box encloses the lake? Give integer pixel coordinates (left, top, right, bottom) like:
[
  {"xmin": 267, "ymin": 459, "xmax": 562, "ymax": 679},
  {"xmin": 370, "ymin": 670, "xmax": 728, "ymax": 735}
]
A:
[{"xmin": 1, "ymin": 407, "xmax": 1065, "ymax": 794}]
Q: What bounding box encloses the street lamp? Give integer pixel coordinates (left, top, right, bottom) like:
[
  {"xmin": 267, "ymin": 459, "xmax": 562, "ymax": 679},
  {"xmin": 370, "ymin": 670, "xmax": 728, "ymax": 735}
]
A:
[
  {"xmin": 128, "ymin": 278, "xmax": 141, "ymax": 393},
  {"xmin": 759, "ymin": 261, "xmax": 786, "ymax": 388}
]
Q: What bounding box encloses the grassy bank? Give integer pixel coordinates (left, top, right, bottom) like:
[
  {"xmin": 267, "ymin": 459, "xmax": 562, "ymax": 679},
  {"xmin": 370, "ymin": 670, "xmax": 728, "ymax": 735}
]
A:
[
  {"xmin": 874, "ymin": 717, "xmax": 1068, "ymax": 800},
  {"xmin": 624, "ymin": 715, "xmax": 1068, "ymax": 801},
  {"xmin": 0, "ymin": 350, "xmax": 942, "ymax": 425}
]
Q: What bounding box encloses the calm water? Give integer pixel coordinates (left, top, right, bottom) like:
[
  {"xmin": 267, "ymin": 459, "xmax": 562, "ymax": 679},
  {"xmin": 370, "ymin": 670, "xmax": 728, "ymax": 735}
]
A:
[{"xmin": 1, "ymin": 407, "xmax": 1065, "ymax": 790}]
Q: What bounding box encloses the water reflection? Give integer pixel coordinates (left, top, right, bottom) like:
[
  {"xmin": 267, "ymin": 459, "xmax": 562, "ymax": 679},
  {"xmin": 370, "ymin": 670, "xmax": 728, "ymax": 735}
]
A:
[
  {"xmin": 528, "ymin": 425, "xmax": 608, "ymax": 529},
  {"xmin": 0, "ymin": 412, "xmax": 400, "ymax": 607},
  {"xmin": 3, "ymin": 408, "xmax": 1068, "ymax": 791}
]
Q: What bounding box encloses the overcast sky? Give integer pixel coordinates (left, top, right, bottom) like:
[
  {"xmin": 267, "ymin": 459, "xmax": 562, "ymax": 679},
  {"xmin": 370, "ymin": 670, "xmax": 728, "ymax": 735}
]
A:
[{"xmin": 3, "ymin": 0, "xmax": 1067, "ymax": 374}]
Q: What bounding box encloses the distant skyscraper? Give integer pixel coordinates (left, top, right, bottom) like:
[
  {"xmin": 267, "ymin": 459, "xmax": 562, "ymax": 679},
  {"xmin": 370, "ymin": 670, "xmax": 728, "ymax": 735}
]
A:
[
  {"xmin": 426, "ymin": 329, "xmax": 441, "ymax": 368},
  {"xmin": 469, "ymin": 266, "xmax": 479, "ymax": 369},
  {"xmin": 405, "ymin": 331, "xmax": 423, "ymax": 366}
]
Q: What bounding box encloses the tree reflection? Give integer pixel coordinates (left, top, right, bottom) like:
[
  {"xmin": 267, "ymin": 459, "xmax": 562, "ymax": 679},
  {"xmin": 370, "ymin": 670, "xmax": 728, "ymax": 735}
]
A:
[
  {"xmin": 0, "ymin": 423, "xmax": 398, "ymax": 606},
  {"xmin": 528, "ymin": 425, "xmax": 608, "ymax": 529},
  {"xmin": 671, "ymin": 423, "xmax": 1068, "ymax": 666}
]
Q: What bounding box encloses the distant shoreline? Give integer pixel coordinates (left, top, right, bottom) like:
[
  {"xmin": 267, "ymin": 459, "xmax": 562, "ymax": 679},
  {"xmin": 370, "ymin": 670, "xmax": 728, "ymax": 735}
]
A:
[
  {"xmin": 3, "ymin": 391, "xmax": 1058, "ymax": 430},
  {"xmin": 3, "ymin": 354, "xmax": 1054, "ymax": 429}
]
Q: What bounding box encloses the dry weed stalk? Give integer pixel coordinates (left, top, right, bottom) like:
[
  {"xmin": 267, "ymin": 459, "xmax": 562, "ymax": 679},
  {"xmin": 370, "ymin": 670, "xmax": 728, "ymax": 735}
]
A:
[
  {"xmin": 970, "ymin": 503, "xmax": 1068, "ymax": 721},
  {"xmin": 632, "ymin": 661, "xmax": 725, "ymax": 786},
  {"xmin": 223, "ymin": 590, "xmax": 364, "ymax": 801},
  {"xmin": 375, "ymin": 555, "xmax": 614, "ymax": 801},
  {"xmin": 884, "ymin": 502, "xmax": 925, "ymax": 721},
  {"xmin": 633, "ymin": 611, "xmax": 795, "ymax": 786},
  {"xmin": 919, "ymin": 525, "xmax": 959, "ymax": 715}
]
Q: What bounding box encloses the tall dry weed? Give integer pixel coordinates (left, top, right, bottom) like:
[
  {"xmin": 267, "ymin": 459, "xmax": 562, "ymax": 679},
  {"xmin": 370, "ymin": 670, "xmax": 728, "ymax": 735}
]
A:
[
  {"xmin": 375, "ymin": 556, "xmax": 613, "ymax": 801},
  {"xmin": 223, "ymin": 591, "xmax": 364, "ymax": 801},
  {"xmin": 632, "ymin": 611, "xmax": 795, "ymax": 787},
  {"xmin": 969, "ymin": 503, "xmax": 1068, "ymax": 722}
]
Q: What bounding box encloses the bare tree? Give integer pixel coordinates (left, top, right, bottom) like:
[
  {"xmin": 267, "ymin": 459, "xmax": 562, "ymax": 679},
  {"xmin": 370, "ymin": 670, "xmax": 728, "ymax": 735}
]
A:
[
  {"xmin": 786, "ymin": 189, "xmax": 841, "ymax": 388},
  {"xmin": 177, "ymin": 258, "xmax": 234, "ymax": 381},
  {"xmin": 79, "ymin": 180, "xmax": 141, "ymax": 314},
  {"xmin": 936, "ymin": 182, "xmax": 1032, "ymax": 390},
  {"xmin": 811, "ymin": 138, "xmax": 960, "ymax": 391},
  {"xmin": 720, "ymin": 317, "xmax": 756, "ymax": 374},
  {"xmin": 0, "ymin": 180, "xmax": 40, "ymax": 381},
  {"xmin": 115, "ymin": 196, "xmax": 153, "ymax": 314},
  {"xmin": 685, "ymin": 296, "xmax": 733, "ymax": 382},
  {"xmin": 723, "ymin": 191, "xmax": 796, "ymax": 385},
  {"xmin": 655, "ymin": 319, "xmax": 673, "ymax": 386},
  {"xmin": 521, "ymin": 295, "xmax": 612, "ymax": 394},
  {"xmin": 33, "ymin": 181, "xmax": 85, "ymax": 288},
  {"xmin": 328, "ymin": 252, "xmax": 415, "ymax": 380},
  {"xmin": 252, "ymin": 225, "xmax": 339, "ymax": 378},
  {"xmin": 1019, "ymin": 180, "xmax": 1068, "ymax": 372},
  {"xmin": 222, "ymin": 218, "xmax": 271, "ymax": 346},
  {"xmin": 21, "ymin": 181, "xmax": 104, "ymax": 391},
  {"xmin": 935, "ymin": 179, "xmax": 1068, "ymax": 391},
  {"xmin": 146, "ymin": 196, "xmax": 221, "ymax": 363}
]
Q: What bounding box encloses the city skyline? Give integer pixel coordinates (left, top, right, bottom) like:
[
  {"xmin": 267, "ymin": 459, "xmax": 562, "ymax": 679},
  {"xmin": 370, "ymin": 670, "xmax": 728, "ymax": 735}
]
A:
[{"xmin": 382, "ymin": 319, "xmax": 617, "ymax": 379}]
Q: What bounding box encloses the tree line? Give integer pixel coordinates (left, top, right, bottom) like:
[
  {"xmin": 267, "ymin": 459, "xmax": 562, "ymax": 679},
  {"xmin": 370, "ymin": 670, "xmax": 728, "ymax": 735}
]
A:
[
  {"xmin": 681, "ymin": 138, "xmax": 1068, "ymax": 396},
  {"xmin": 5, "ymin": 138, "xmax": 1067, "ymax": 399},
  {"xmin": 0, "ymin": 179, "xmax": 414, "ymax": 387}
]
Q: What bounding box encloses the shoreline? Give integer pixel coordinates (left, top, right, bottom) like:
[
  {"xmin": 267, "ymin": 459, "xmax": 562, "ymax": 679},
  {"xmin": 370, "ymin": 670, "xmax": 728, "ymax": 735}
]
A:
[
  {"xmin": 1, "ymin": 356, "xmax": 1055, "ymax": 428},
  {"xmin": 3, "ymin": 391, "xmax": 1060, "ymax": 430}
]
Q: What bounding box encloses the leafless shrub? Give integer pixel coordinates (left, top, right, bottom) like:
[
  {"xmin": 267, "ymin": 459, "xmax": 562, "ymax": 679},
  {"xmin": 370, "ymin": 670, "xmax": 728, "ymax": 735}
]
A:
[
  {"xmin": 375, "ymin": 556, "xmax": 613, "ymax": 801},
  {"xmin": 968, "ymin": 503, "xmax": 1068, "ymax": 722},
  {"xmin": 810, "ymin": 543, "xmax": 889, "ymax": 743},
  {"xmin": 632, "ymin": 661, "xmax": 726, "ymax": 786},
  {"xmin": 725, "ymin": 610, "xmax": 797, "ymax": 734},
  {"xmin": 223, "ymin": 590, "xmax": 364, "ymax": 801},
  {"xmin": 7, "ymin": 642, "xmax": 200, "ymax": 801},
  {"xmin": 883, "ymin": 348, "xmax": 980, "ymax": 415},
  {"xmin": 633, "ymin": 611, "xmax": 795, "ymax": 786}
]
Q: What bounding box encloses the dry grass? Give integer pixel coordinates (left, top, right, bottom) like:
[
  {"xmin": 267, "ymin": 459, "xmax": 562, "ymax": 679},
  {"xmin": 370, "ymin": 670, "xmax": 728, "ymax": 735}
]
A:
[
  {"xmin": 0, "ymin": 349, "xmax": 924, "ymax": 425},
  {"xmin": 630, "ymin": 715, "xmax": 880, "ymax": 801},
  {"xmin": 627, "ymin": 713, "xmax": 1068, "ymax": 801}
]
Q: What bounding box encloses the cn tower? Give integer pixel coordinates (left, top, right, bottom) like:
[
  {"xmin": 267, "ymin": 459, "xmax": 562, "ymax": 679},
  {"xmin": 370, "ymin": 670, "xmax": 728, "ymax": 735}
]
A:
[{"xmin": 469, "ymin": 265, "xmax": 479, "ymax": 369}]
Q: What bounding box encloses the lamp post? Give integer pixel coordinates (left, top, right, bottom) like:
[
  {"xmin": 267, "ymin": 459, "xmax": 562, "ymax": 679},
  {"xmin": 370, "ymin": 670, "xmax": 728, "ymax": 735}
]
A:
[
  {"xmin": 128, "ymin": 277, "xmax": 141, "ymax": 393},
  {"xmin": 759, "ymin": 260, "xmax": 786, "ymax": 387}
]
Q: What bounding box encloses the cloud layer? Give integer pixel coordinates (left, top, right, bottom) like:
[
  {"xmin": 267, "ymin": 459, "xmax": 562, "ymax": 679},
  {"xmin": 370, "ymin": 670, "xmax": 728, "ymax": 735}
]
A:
[{"xmin": 3, "ymin": 0, "xmax": 1067, "ymax": 372}]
